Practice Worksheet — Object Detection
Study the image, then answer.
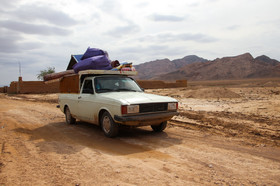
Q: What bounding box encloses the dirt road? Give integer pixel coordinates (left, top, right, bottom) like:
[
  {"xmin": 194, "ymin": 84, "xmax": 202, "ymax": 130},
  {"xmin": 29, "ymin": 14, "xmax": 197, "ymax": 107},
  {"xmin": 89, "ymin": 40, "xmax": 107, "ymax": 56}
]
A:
[{"xmin": 0, "ymin": 86, "xmax": 280, "ymax": 185}]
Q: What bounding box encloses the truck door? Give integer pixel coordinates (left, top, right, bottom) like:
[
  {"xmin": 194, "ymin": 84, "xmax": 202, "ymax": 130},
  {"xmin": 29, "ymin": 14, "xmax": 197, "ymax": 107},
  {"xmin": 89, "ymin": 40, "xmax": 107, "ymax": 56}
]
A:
[{"xmin": 77, "ymin": 79, "xmax": 97, "ymax": 122}]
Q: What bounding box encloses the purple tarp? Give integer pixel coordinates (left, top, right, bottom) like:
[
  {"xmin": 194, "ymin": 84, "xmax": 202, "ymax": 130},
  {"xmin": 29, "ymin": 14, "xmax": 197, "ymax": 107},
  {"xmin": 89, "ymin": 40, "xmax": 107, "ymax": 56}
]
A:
[
  {"xmin": 73, "ymin": 55, "xmax": 112, "ymax": 73},
  {"xmin": 81, "ymin": 47, "xmax": 105, "ymax": 60}
]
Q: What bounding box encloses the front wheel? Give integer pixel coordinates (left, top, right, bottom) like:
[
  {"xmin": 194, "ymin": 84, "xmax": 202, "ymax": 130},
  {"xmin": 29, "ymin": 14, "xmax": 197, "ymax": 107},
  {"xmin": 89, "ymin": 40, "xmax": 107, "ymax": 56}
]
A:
[
  {"xmin": 151, "ymin": 121, "xmax": 167, "ymax": 132},
  {"xmin": 65, "ymin": 106, "xmax": 76, "ymax": 124},
  {"xmin": 101, "ymin": 111, "xmax": 119, "ymax": 138}
]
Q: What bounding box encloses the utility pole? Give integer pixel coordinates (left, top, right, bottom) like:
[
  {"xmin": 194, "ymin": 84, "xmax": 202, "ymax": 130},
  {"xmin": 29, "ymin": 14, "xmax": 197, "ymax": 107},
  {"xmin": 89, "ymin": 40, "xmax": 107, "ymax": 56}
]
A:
[
  {"xmin": 18, "ymin": 61, "xmax": 22, "ymax": 93},
  {"xmin": 18, "ymin": 61, "xmax": 22, "ymax": 77}
]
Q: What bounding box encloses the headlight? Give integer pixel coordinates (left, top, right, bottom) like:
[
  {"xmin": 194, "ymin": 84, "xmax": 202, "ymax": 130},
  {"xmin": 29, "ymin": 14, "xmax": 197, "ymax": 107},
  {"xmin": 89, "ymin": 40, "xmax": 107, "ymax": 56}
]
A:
[
  {"xmin": 121, "ymin": 105, "xmax": 139, "ymax": 114},
  {"xmin": 168, "ymin": 102, "xmax": 178, "ymax": 110}
]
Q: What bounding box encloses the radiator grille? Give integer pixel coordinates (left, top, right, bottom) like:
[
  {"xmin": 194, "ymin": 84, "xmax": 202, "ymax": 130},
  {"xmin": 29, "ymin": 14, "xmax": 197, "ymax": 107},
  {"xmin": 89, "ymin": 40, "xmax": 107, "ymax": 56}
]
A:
[{"xmin": 139, "ymin": 103, "xmax": 168, "ymax": 113}]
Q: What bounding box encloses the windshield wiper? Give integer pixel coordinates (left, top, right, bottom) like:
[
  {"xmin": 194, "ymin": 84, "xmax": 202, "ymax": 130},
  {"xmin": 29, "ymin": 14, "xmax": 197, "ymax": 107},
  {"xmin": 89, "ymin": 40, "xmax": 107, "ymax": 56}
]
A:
[
  {"xmin": 97, "ymin": 88, "xmax": 114, "ymax": 93},
  {"xmin": 115, "ymin": 88, "xmax": 137, "ymax": 92}
]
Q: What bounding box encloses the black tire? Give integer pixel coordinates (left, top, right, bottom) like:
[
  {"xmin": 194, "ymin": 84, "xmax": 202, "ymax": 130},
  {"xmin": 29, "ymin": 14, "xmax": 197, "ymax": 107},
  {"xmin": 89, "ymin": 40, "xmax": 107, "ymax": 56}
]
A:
[
  {"xmin": 151, "ymin": 121, "xmax": 167, "ymax": 132},
  {"xmin": 65, "ymin": 106, "xmax": 76, "ymax": 124},
  {"xmin": 101, "ymin": 111, "xmax": 119, "ymax": 138}
]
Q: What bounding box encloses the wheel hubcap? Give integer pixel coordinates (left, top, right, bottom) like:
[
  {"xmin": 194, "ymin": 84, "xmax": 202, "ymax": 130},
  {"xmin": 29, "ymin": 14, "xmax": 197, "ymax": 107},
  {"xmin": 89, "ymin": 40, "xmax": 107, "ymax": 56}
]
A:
[{"xmin": 102, "ymin": 116, "xmax": 111, "ymax": 133}]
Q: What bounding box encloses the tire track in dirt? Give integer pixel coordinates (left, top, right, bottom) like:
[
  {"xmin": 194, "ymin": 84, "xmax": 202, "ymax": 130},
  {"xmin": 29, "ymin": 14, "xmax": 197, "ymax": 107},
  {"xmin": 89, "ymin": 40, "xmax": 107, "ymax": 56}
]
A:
[{"xmin": 171, "ymin": 110, "xmax": 280, "ymax": 146}]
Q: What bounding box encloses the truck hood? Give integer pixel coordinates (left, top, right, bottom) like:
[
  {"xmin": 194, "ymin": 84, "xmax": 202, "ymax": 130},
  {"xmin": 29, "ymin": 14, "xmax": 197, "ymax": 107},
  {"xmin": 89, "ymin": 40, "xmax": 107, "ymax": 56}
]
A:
[{"xmin": 98, "ymin": 92, "xmax": 177, "ymax": 105}]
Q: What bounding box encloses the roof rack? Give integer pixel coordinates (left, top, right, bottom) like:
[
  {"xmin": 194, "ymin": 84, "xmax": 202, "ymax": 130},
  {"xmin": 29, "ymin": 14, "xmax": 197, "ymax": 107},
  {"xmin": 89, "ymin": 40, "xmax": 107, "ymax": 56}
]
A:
[{"xmin": 78, "ymin": 70, "xmax": 138, "ymax": 76}]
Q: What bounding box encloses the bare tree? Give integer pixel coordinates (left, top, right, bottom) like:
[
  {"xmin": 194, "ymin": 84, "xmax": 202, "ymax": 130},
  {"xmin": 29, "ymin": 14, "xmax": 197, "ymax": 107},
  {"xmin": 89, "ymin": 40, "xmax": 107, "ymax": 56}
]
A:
[{"xmin": 37, "ymin": 67, "xmax": 55, "ymax": 80}]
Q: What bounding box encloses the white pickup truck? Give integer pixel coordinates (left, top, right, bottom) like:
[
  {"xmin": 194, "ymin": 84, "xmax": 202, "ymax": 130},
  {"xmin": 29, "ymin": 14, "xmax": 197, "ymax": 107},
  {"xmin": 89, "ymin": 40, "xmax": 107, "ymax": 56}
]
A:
[{"xmin": 58, "ymin": 70, "xmax": 178, "ymax": 137}]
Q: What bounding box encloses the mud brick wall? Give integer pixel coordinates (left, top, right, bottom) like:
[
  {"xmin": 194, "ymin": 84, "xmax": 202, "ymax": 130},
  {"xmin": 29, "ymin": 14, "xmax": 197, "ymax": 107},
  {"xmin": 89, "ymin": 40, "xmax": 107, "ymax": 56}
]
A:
[
  {"xmin": 18, "ymin": 81, "xmax": 59, "ymax": 93},
  {"xmin": 8, "ymin": 82, "xmax": 18, "ymax": 94},
  {"xmin": 5, "ymin": 77, "xmax": 187, "ymax": 94},
  {"xmin": 0, "ymin": 86, "xmax": 8, "ymax": 93},
  {"xmin": 7, "ymin": 77, "xmax": 59, "ymax": 94},
  {"xmin": 137, "ymin": 80, "xmax": 187, "ymax": 89}
]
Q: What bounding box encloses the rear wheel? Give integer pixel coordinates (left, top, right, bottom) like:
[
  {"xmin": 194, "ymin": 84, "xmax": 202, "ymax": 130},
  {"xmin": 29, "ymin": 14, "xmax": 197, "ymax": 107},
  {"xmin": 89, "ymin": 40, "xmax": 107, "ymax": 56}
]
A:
[
  {"xmin": 101, "ymin": 111, "xmax": 119, "ymax": 138},
  {"xmin": 65, "ymin": 106, "xmax": 76, "ymax": 124},
  {"xmin": 151, "ymin": 121, "xmax": 167, "ymax": 132}
]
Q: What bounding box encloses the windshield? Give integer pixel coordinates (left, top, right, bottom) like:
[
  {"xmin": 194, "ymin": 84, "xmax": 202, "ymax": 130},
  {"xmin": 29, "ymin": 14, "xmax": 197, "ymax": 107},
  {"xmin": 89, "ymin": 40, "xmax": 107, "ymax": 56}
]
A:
[{"xmin": 94, "ymin": 76, "xmax": 143, "ymax": 93}]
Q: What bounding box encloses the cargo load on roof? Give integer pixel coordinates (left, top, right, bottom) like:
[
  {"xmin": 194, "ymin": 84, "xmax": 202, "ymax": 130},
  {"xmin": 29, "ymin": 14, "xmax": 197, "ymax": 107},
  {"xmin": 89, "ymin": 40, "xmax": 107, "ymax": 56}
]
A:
[{"xmin": 44, "ymin": 47, "xmax": 136, "ymax": 82}]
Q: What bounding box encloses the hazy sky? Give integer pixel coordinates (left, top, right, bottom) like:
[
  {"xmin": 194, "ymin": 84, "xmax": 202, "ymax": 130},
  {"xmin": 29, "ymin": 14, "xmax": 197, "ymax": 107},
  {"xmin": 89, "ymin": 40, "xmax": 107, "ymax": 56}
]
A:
[{"xmin": 0, "ymin": 0, "xmax": 279, "ymax": 86}]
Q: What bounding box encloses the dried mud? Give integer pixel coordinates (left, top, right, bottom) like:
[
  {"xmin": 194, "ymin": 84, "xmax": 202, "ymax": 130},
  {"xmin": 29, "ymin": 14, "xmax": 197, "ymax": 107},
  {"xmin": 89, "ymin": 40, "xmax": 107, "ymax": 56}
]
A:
[{"xmin": 0, "ymin": 80, "xmax": 280, "ymax": 185}]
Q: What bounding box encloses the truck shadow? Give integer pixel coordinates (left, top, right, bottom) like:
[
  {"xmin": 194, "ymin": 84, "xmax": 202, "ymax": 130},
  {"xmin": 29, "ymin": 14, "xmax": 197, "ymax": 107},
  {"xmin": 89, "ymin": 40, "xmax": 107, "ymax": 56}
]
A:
[{"xmin": 13, "ymin": 121, "xmax": 182, "ymax": 158}]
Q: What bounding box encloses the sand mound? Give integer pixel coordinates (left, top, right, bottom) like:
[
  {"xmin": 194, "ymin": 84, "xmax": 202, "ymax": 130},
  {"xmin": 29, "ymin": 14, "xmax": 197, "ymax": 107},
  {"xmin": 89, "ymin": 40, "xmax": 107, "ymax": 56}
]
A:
[
  {"xmin": 181, "ymin": 87, "xmax": 241, "ymax": 99},
  {"xmin": 263, "ymin": 81, "xmax": 280, "ymax": 87}
]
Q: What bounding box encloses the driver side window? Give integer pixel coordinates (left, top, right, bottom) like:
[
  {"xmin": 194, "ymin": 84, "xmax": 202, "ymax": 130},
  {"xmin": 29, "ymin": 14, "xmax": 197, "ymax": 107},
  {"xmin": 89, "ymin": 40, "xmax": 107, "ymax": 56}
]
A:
[{"xmin": 82, "ymin": 80, "xmax": 94, "ymax": 94}]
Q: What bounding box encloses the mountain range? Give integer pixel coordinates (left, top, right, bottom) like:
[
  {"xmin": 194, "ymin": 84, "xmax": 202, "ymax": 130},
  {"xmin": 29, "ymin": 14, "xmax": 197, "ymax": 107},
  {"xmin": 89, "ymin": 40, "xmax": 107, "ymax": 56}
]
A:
[{"xmin": 134, "ymin": 53, "xmax": 280, "ymax": 81}]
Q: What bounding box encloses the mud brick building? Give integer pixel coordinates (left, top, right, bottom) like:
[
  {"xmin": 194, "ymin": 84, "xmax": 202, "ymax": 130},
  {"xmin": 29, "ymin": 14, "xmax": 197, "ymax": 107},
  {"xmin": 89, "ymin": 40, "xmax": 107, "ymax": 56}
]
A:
[{"xmin": 6, "ymin": 77, "xmax": 59, "ymax": 94}]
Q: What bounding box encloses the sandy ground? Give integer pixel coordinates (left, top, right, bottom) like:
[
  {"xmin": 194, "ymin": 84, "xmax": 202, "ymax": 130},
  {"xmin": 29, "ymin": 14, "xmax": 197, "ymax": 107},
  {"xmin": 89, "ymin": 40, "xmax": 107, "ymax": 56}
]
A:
[{"xmin": 0, "ymin": 81, "xmax": 280, "ymax": 185}]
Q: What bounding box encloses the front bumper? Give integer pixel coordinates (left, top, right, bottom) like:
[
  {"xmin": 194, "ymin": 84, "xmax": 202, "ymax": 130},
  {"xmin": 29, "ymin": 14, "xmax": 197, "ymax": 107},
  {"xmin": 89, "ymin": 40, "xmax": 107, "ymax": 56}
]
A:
[{"xmin": 114, "ymin": 111, "xmax": 178, "ymax": 126}]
